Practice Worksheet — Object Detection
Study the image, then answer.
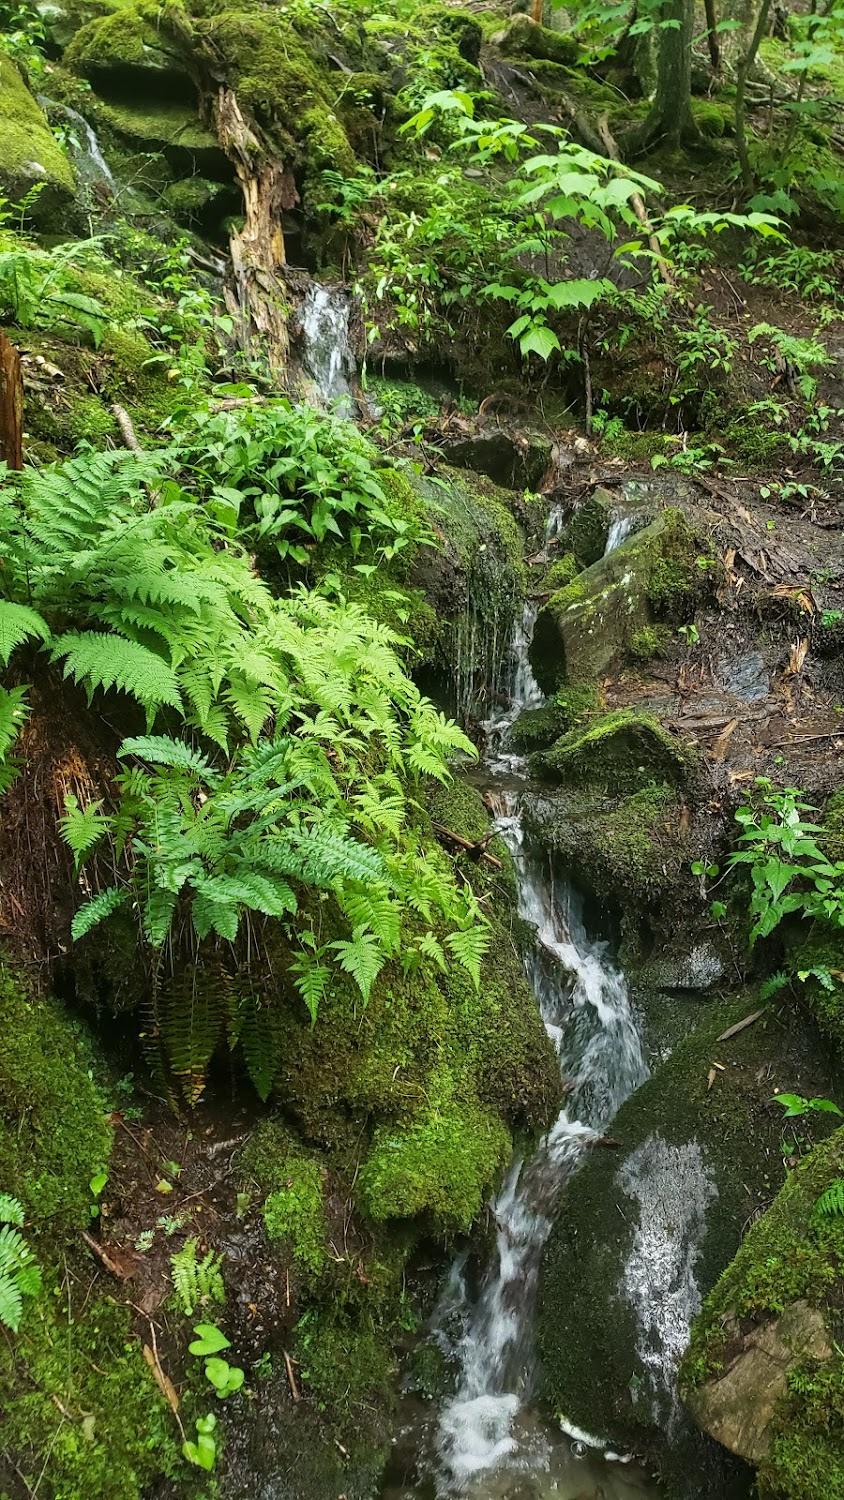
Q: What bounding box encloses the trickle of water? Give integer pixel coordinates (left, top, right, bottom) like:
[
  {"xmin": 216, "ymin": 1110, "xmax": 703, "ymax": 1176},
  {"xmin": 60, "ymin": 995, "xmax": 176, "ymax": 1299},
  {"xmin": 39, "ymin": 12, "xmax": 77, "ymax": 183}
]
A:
[
  {"xmin": 41, "ymin": 101, "xmax": 115, "ymax": 202},
  {"xmin": 300, "ymin": 284, "xmax": 356, "ymax": 412},
  {"xmin": 604, "ymin": 515, "xmax": 635, "ymax": 556}
]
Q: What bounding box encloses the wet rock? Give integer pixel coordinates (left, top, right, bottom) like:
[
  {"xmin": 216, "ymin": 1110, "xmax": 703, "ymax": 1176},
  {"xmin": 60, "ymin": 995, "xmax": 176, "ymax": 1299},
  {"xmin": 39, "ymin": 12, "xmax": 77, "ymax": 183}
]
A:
[
  {"xmin": 440, "ymin": 428, "xmax": 552, "ymax": 490},
  {"xmin": 529, "ymin": 509, "xmax": 699, "ymax": 690},
  {"xmin": 714, "ymin": 651, "xmax": 769, "ymax": 704},
  {"xmin": 683, "ymin": 1129, "xmax": 844, "ymax": 1495},
  {"xmin": 570, "ymin": 489, "xmax": 613, "ymax": 567},
  {"xmin": 0, "ymin": 56, "xmax": 76, "ymax": 228},
  {"xmin": 635, "ymin": 940, "xmax": 728, "ymax": 993},
  {"xmin": 686, "ymin": 1301, "xmax": 831, "ymax": 1464},
  {"xmin": 537, "ymin": 997, "xmax": 840, "ymax": 1499},
  {"xmin": 532, "ymin": 709, "xmax": 698, "ymax": 793}
]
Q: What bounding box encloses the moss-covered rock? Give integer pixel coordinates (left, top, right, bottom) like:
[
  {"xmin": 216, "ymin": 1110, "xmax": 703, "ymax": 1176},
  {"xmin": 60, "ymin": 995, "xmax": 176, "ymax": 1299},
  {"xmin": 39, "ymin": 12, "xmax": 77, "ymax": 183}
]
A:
[
  {"xmin": 570, "ymin": 489, "xmax": 612, "ymax": 567},
  {"xmin": 529, "ymin": 508, "xmax": 701, "ymax": 690},
  {"xmin": 357, "ymin": 1098, "xmax": 511, "ymax": 1232},
  {"xmin": 494, "ymin": 14, "xmax": 580, "ymax": 66},
  {"xmin": 509, "ymin": 683, "xmax": 598, "ymax": 754},
  {"xmin": 64, "ymin": 3, "xmax": 186, "ymax": 84},
  {"xmin": 0, "ymin": 56, "xmax": 76, "ymax": 227},
  {"xmin": 682, "ymin": 1130, "xmax": 844, "ymax": 1499},
  {"xmin": 533, "ymin": 707, "xmax": 699, "ymax": 792},
  {"xmin": 537, "ymin": 996, "xmax": 841, "ymax": 1496},
  {"xmin": 0, "ymin": 962, "xmax": 112, "ymax": 1224}
]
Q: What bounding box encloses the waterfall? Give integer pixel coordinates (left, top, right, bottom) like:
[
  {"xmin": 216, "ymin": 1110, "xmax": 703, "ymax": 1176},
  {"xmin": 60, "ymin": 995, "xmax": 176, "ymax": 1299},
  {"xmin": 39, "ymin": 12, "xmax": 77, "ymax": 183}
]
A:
[
  {"xmin": 419, "ymin": 590, "xmax": 651, "ymax": 1500},
  {"xmin": 604, "ymin": 514, "xmax": 635, "ymax": 555},
  {"xmin": 300, "ymin": 284, "xmax": 356, "ymax": 413},
  {"xmin": 41, "ymin": 101, "xmax": 115, "ymax": 205}
]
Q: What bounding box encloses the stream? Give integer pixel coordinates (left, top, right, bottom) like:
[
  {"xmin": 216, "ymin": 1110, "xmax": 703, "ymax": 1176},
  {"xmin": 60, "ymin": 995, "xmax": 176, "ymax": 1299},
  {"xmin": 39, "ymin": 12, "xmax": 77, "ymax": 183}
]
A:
[{"xmin": 383, "ymin": 584, "xmax": 665, "ymax": 1500}]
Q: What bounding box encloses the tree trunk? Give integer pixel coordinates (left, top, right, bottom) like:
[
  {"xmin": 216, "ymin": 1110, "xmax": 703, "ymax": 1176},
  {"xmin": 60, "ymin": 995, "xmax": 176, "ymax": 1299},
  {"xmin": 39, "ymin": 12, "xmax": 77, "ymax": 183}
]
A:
[
  {"xmin": 629, "ymin": 0, "xmax": 696, "ymax": 151},
  {"xmin": 735, "ymin": 0, "xmax": 773, "ymax": 192},
  {"xmin": 0, "ymin": 332, "xmax": 23, "ymax": 471},
  {"xmin": 213, "ymin": 88, "xmax": 298, "ymax": 384},
  {"xmin": 704, "ymin": 0, "xmax": 721, "ymax": 70}
]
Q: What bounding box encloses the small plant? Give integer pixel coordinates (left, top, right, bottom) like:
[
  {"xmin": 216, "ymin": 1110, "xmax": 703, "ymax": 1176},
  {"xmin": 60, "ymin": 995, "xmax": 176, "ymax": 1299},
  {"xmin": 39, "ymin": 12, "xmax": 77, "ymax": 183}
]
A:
[
  {"xmin": 204, "ymin": 1356, "xmax": 245, "ymax": 1398},
  {"xmin": 171, "ymin": 1240, "xmax": 225, "ymax": 1317},
  {"xmin": 0, "ymin": 1193, "xmax": 41, "ymax": 1332},
  {"xmin": 815, "ymin": 1178, "xmax": 844, "ymax": 1218},
  {"xmin": 772, "ymin": 1093, "xmax": 843, "ymax": 1120},
  {"xmin": 188, "ymin": 1322, "xmax": 231, "ymax": 1357},
  {"xmin": 0, "ymin": 237, "xmax": 106, "ymax": 346},
  {"xmin": 182, "ymin": 1412, "xmax": 217, "ymax": 1471},
  {"xmin": 728, "ymin": 779, "xmax": 844, "ymax": 944},
  {"xmin": 678, "ymin": 623, "xmax": 700, "ymax": 646}
]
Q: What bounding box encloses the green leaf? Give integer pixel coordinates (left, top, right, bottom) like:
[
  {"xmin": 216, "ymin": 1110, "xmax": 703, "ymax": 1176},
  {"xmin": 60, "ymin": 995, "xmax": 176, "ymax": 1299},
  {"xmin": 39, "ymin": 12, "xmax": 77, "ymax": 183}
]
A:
[
  {"xmin": 517, "ymin": 325, "xmax": 561, "ymax": 361},
  {"xmin": 189, "ymin": 1323, "xmax": 231, "ymax": 1356}
]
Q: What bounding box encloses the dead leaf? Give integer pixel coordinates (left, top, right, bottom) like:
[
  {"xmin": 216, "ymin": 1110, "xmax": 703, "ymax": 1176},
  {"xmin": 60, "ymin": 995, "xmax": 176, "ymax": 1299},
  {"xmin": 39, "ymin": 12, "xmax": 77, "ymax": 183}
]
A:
[
  {"xmin": 707, "ymin": 1068, "xmax": 717, "ymax": 1091},
  {"xmin": 143, "ymin": 1344, "xmax": 180, "ymax": 1414},
  {"xmin": 711, "ymin": 718, "xmax": 739, "ymax": 763},
  {"xmin": 716, "ymin": 1009, "xmax": 764, "ymax": 1043}
]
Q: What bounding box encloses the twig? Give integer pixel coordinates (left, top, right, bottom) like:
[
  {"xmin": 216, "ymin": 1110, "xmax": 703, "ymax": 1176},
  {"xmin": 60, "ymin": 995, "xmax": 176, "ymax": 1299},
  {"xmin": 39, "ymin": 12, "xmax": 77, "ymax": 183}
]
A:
[
  {"xmin": 596, "ymin": 115, "xmax": 673, "ymax": 286},
  {"xmin": 111, "ymin": 403, "xmax": 142, "ymax": 452},
  {"xmin": 283, "ymin": 1349, "xmax": 301, "ymax": 1402}
]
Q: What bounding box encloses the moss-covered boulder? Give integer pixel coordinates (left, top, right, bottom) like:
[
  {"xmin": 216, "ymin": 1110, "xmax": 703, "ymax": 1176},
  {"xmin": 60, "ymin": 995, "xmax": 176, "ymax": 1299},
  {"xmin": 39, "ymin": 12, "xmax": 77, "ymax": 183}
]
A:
[
  {"xmin": 64, "ymin": 3, "xmax": 187, "ymax": 87},
  {"xmin": 682, "ymin": 1130, "xmax": 844, "ymax": 1499},
  {"xmin": 494, "ymin": 14, "xmax": 580, "ymax": 66},
  {"xmin": 0, "ymin": 56, "xmax": 76, "ymax": 227},
  {"xmin": 569, "ymin": 489, "xmax": 612, "ymax": 568},
  {"xmin": 529, "ymin": 508, "xmax": 700, "ymax": 690},
  {"xmin": 537, "ymin": 996, "xmax": 841, "ymax": 1496},
  {"xmin": 533, "ymin": 707, "xmax": 699, "ymax": 792}
]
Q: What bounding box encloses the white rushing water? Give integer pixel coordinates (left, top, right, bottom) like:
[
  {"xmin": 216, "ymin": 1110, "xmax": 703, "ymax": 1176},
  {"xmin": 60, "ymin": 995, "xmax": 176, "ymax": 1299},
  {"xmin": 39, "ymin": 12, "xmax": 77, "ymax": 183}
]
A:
[
  {"xmin": 41, "ymin": 100, "xmax": 115, "ymax": 201},
  {"xmin": 423, "ymin": 569, "xmax": 651, "ymax": 1499},
  {"xmin": 604, "ymin": 514, "xmax": 635, "ymax": 555},
  {"xmin": 300, "ymin": 284, "xmax": 356, "ymax": 412}
]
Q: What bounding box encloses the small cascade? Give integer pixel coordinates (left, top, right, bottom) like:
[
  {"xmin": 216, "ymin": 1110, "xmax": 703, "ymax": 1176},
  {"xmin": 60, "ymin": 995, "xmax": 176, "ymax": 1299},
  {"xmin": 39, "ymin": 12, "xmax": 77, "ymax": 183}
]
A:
[
  {"xmin": 42, "ymin": 101, "xmax": 115, "ymax": 207},
  {"xmin": 432, "ymin": 813, "xmax": 648, "ymax": 1496},
  {"xmin": 300, "ymin": 284, "xmax": 356, "ymax": 413},
  {"xmin": 604, "ymin": 514, "xmax": 635, "ymax": 555}
]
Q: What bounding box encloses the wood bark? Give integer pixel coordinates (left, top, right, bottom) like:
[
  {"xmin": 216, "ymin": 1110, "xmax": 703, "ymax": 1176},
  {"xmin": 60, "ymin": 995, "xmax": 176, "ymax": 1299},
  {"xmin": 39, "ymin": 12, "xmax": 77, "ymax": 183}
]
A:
[
  {"xmin": 629, "ymin": 0, "xmax": 696, "ymax": 152},
  {"xmin": 0, "ymin": 331, "xmax": 23, "ymax": 470},
  {"xmin": 213, "ymin": 87, "xmax": 298, "ymax": 383},
  {"xmin": 735, "ymin": 0, "xmax": 773, "ymax": 191}
]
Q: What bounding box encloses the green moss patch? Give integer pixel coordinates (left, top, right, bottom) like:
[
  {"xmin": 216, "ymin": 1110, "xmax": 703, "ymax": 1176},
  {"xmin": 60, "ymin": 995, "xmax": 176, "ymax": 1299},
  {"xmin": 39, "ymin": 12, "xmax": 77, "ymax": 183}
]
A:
[
  {"xmin": 357, "ymin": 1099, "xmax": 511, "ymax": 1232},
  {"xmin": 0, "ymin": 56, "xmax": 76, "ymax": 225},
  {"xmin": 263, "ymin": 1157, "xmax": 328, "ymax": 1279},
  {"xmin": 534, "ymin": 708, "xmax": 698, "ymax": 793},
  {"xmin": 525, "ymin": 783, "xmax": 685, "ymax": 909}
]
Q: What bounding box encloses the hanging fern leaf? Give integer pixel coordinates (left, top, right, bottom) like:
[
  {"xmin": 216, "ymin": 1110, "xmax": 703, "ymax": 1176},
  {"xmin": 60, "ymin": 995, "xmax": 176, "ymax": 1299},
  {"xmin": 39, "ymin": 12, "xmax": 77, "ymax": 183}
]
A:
[
  {"xmin": 60, "ymin": 794, "xmax": 111, "ymax": 871},
  {"xmin": 0, "ymin": 684, "xmax": 29, "ymax": 765},
  {"xmin": 330, "ymin": 927, "xmax": 384, "ymax": 1004},
  {"xmin": 0, "ymin": 1195, "xmax": 24, "ymax": 1227},
  {"xmin": 119, "ymin": 735, "xmax": 220, "ymax": 784},
  {"xmin": 159, "ymin": 971, "xmax": 228, "ymax": 1104},
  {"xmin": 237, "ymin": 1000, "xmax": 279, "ymax": 1102},
  {"xmin": 0, "ymin": 1216, "xmax": 41, "ymax": 1332},
  {"xmin": 0, "ymin": 601, "xmax": 50, "ymax": 666},
  {"xmin": 52, "ymin": 632, "xmax": 182, "ymax": 719},
  {"xmin": 71, "ymin": 886, "xmax": 127, "ymax": 941}
]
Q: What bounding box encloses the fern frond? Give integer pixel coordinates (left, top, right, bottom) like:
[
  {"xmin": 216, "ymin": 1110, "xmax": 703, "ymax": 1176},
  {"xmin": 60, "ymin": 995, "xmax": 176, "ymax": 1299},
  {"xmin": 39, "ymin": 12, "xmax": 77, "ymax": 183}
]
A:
[
  {"xmin": 71, "ymin": 886, "xmax": 127, "ymax": 941},
  {"xmin": 0, "ymin": 685, "xmax": 29, "ymax": 762},
  {"xmin": 0, "ymin": 1195, "xmax": 24, "ymax": 1226},
  {"xmin": 330, "ymin": 927, "xmax": 384, "ymax": 1004},
  {"xmin": 52, "ymin": 632, "xmax": 182, "ymax": 718},
  {"xmin": 60, "ymin": 794, "xmax": 111, "ymax": 870},
  {"xmin": 0, "ymin": 601, "xmax": 50, "ymax": 666},
  {"xmin": 159, "ymin": 971, "xmax": 228, "ymax": 1104},
  {"xmin": 119, "ymin": 735, "xmax": 220, "ymax": 784},
  {"xmin": 815, "ymin": 1178, "xmax": 844, "ymax": 1218}
]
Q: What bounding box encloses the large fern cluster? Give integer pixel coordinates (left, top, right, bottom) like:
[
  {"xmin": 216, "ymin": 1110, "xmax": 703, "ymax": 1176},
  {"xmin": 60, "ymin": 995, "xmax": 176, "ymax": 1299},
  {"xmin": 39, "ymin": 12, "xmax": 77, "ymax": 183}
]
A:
[{"xmin": 0, "ymin": 442, "xmax": 489, "ymax": 1097}]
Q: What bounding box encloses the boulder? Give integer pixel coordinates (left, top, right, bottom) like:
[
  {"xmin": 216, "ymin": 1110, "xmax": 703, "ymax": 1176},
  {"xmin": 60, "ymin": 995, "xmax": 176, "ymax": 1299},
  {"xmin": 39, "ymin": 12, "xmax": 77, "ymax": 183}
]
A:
[
  {"xmin": 537, "ymin": 997, "xmax": 841, "ymax": 1498},
  {"xmin": 532, "ymin": 707, "xmax": 699, "ymax": 792},
  {"xmin": 529, "ymin": 507, "xmax": 699, "ymax": 690},
  {"xmin": 682, "ymin": 1129, "xmax": 844, "ymax": 1498},
  {"xmin": 0, "ymin": 56, "xmax": 76, "ymax": 228}
]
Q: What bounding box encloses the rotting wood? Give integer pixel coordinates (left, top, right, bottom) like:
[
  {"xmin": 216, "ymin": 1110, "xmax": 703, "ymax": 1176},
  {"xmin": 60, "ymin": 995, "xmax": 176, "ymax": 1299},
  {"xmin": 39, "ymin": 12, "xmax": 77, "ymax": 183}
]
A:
[
  {"xmin": 716, "ymin": 1009, "xmax": 765, "ymax": 1043},
  {"xmin": 112, "ymin": 403, "xmax": 141, "ymax": 452},
  {"xmin": 213, "ymin": 87, "xmax": 298, "ymax": 382},
  {"xmin": 0, "ymin": 330, "xmax": 23, "ymax": 470}
]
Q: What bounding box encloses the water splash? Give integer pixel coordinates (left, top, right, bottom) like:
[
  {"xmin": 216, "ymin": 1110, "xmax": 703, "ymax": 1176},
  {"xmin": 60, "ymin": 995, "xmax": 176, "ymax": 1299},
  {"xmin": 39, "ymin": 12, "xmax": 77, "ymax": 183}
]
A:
[
  {"xmin": 40, "ymin": 100, "xmax": 115, "ymax": 208},
  {"xmin": 604, "ymin": 514, "xmax": 635, "ymax": 555},
  {"xmin": 300, "ymin": 284, "xmax": 356, "ymax": 412}
]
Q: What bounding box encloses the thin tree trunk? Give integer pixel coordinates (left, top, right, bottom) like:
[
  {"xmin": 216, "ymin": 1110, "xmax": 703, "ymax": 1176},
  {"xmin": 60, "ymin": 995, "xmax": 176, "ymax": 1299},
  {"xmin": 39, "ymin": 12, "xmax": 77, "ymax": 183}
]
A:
[
  {"xmin": 704, "ymin": 0, "xmax": 720, "ymax": 70},
  {"xmin": 629, "ymin": 0, "xmax": 696, "ymax": 151},
  {"xmin": 735, "ymin": 0, "xmax": 773, "ymax": 193},
  {"xmin": 213, "ymin": 88, "xmax": 298, "ymax": 383},
  {"xmin": 0, "ymin": 332, "xmax": 23, "ymax": 471}
]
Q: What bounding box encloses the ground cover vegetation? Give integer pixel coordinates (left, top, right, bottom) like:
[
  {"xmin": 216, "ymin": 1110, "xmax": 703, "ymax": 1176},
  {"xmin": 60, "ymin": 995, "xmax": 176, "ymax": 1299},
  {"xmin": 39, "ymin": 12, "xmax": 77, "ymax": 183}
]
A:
[{"xmin": 0, "ymin": 0, "xmax": 843, "ymax": 1495}]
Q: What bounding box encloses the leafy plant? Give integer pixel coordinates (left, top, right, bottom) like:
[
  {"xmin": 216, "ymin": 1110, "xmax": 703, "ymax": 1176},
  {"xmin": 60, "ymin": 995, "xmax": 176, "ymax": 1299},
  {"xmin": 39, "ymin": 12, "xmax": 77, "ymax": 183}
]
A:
[
  {"xmin": 182, "ymin": 1412, "xmax": 217, "ymax": 1471},
  {"xmin": 772, "ymin": 1093, "xmax": 844, "ymax": 1119},
  {"xmin": 0, "ymin": 237, "xmax": 106, "ymax": 345},
  {"xmin": 188, "ymin": 1323, "xmax": 231, "ymax": 1357},
  {"xmin": 170, "ymin": 1240, "xmax": 225, "ymax": 1317},
  {"xmin": 0, "ymin": 1193, "xmax": 41, "ymax": 1332},
  {"xmin": 747, "ymin": 323, "xmax": 833, "ymax": 403},
  {"xmin": 204, "ymin": 1356, "xmax": 244, "ymax": 1398},
  {"xmin": 728, "ymin": 780, "xmax": 844, "ymax": 944}
]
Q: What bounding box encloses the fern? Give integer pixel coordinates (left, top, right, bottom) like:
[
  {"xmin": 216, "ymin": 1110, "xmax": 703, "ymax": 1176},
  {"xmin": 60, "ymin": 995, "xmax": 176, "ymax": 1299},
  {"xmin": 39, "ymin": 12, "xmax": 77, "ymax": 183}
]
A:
[
  {"xmin": 330, "ymin": 928, "xmax": 385, "ymax": 1004},
  {"xmin": 760, "ymin": 971, "xmax": 790, "ymax": 1000},
  {"xmin": 71, "ymin": 886, "xmax": 127, "ymax": 941},
  {"xmin": 815, "ymin": 1178, "xmax": 844, "ymax": 1218},
  {"xmin": 0, "ymin": 601, "xmax": 50, "ymax": 666},
  {"xmin": 0, "ymin": 1198, "xmax": 41, "ymax": 1332},
  {"xmin": 52, "ymin": 632, "xmax": 183, "ymax": 720},
  {"xmin": 119, "ymin": 735, "xmax": 221, "ymax": 783},
  {"xmin": 60, "ymin": 794, "xmax": 111, "ymax": 871},
  {"xmin": 170, "ymin": 1238, "xmax": 225, "ymax": 1316}
]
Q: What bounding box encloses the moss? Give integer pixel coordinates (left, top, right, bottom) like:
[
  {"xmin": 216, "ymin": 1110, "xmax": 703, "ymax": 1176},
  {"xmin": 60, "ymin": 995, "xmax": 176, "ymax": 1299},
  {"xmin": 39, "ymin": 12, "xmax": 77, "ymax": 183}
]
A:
[
  {"xmin": 538, "ymin": 994, "xmax": 840, "ymax": 1464},
  {"xmin": 0, "ymin": 1279, "xmax": 182, "ymax": 1500},
  {"xmin": 526, "ymin": 783, "xmax": 685, "ymax": 908},
  {"xmin": 682, "ymin": 1132, "xmax": 844, "ymax": 1500},
  {"xmin": 628, "ymin": 623, "xmax": 675, "ymax": 661},
  {"xmin": 820, "ymin": 791, "xmax": 844, "ymax": 866},
  {"xmin": 64, "ymin": 4, "xmax": 183, "ymax": 77},
  {"xmin": 540, "ymin": 550, "xmax": 578, "ymax": 592},
  {"xmin": 690, "ymin": 99, "xmax": 733, "ymax": 139},
  {"xmin": 297, "ymin": 1310, "xmax": 395, "ymax": 1413},
  {"xmin": 790, "ymin": 925, "xmax": 844, "ymax": 1054},
  {"xmin": 357, "ymin": 1098, "xmax": 511, "ymax": 1233},
  {"xmin": 0, "ymin": 56, "xmax": 76, "ymax": 226},
  {"xmin": 96, "ymin": 99, "xmax": 215, "ymax": 152},
  {"xmin": 570, "ymin": 491, "xmax": 611, "ymax": 568},
  {"xmin": 413, "ymin": 6, "xmax": 482, "ymax": 64},
  {"xmin": 0, "ymin": 963, "xmax": 112, "ymax": 1225},
  {"xmin": 495, "ymin": 14, "xmax": 580, "ymax": 66},
  {"xmin": 644, "ymin": 507, "xmax": 703, "ymax": 619},
  {"xmin": 535, "ymin": 708, "xmax": 698, "ymax": 792},
  {"xmin": 719, "ymin": 408, "xmax": 789, "ymax": 469},
  {"xmin": 509, "ymin": 683, "xmax": 598, "ymax": 753},
  {"xmin": 263, "ymin": 1157, "xmax": 328, "ymax": 1279}
]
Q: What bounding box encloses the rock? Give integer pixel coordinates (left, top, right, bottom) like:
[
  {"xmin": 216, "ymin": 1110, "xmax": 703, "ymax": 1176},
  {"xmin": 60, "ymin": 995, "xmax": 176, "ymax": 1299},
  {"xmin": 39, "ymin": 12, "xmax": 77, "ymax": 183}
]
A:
[
  {"xmin": 683, "ymin": 1129, "xmax": 844, "ymax": 1496},
  {"xmin": 537, "ymin": 997, "xmax": 840, "ymax": 1498},
  {"xmin": 570, "ymin": 488, "xmax": 612, "ymax": 567},
  {"xmin": 636, "ymin": 939, "xmax": 728, "ymax": 993},
  {"xmin": 714, "ymin": 650, "xmax": 770, "ymax": 704},
  {"xmin": 0, "ymin": 56, "xmax": 76, "ymax": 228},
  {"xmin": 439, "ymin": 428, "xmax": 552, "ymax": 490},
  {"xmin": 532, "ymin": 708, "xmax": 698, "ymax": 793},
  {"xmin": 494, "ymin": 14, "xmax": 580, "ymax": 66},
  {"xmin": 686, "ymin": 1301, "xmax": 831, "ymax": 1464},
  {"xmin": 529, "ymin": 508, "xmax": 699, "ymax": 690}
]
